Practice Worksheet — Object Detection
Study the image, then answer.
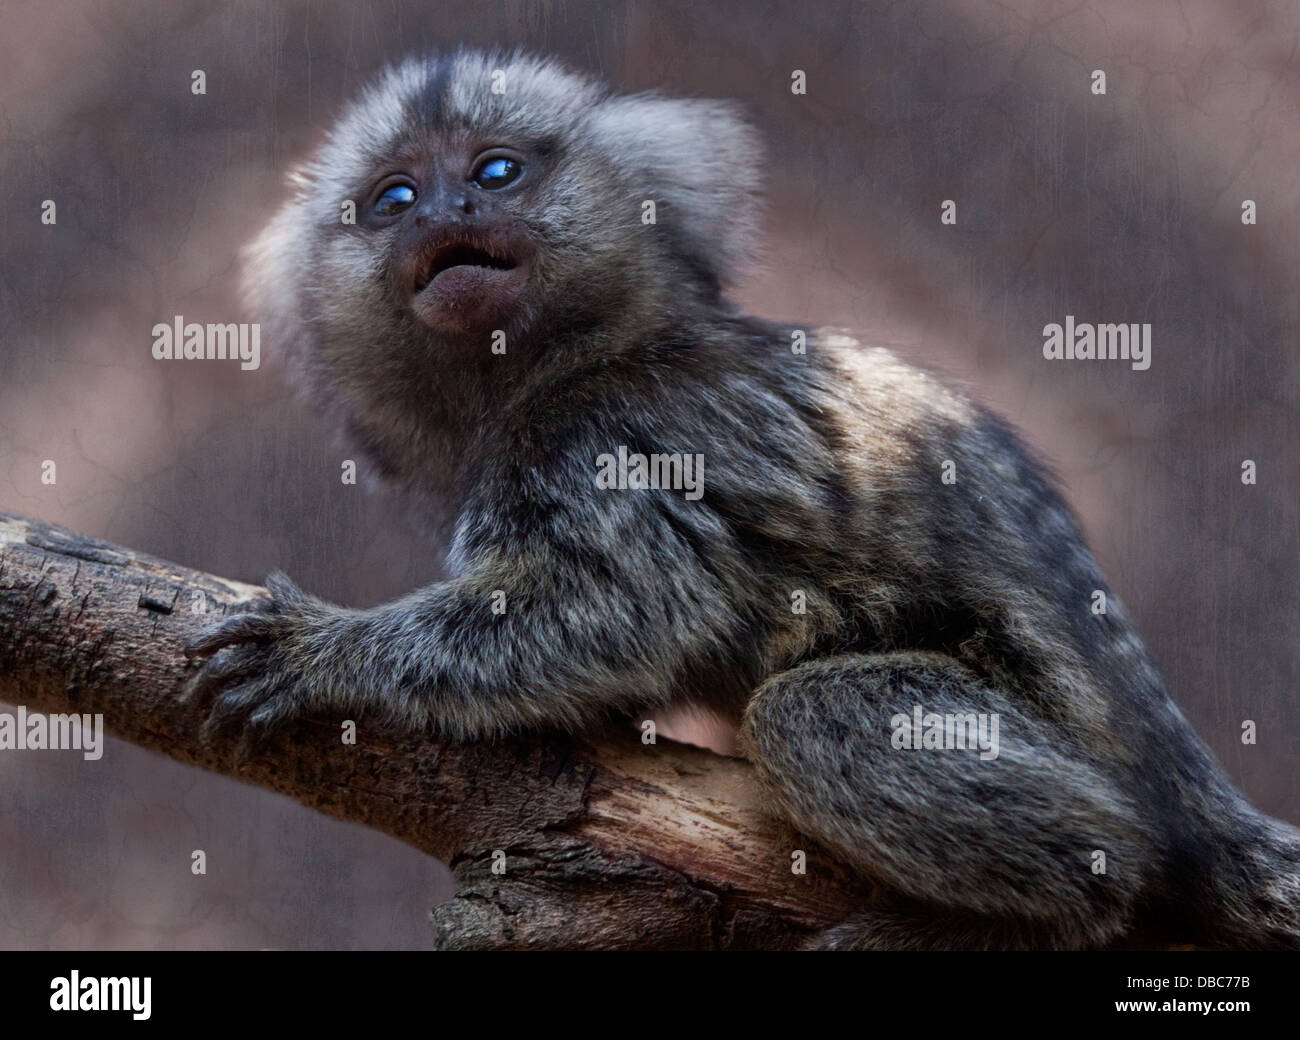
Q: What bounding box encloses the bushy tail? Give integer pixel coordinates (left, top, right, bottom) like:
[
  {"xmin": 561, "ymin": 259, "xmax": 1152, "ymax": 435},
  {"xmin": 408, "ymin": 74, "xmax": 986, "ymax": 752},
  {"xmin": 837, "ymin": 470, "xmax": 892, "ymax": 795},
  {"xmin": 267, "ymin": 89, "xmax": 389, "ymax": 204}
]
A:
[{"xmin": 1210, "ymin": 806, "xmax": 1300, "ymax": 950}]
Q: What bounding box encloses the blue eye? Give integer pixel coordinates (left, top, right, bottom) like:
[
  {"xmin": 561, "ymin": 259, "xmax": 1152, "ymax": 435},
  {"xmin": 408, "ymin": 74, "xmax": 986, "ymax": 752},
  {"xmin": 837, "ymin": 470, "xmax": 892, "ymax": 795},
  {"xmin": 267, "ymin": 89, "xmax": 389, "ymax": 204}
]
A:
[
  {"xmin": 374, "ymin": 182, "xmax": 416, "ymax": 217},
  {"xmin": 473, "ymin": 156, "xmax": 523, "ymax": 190}
]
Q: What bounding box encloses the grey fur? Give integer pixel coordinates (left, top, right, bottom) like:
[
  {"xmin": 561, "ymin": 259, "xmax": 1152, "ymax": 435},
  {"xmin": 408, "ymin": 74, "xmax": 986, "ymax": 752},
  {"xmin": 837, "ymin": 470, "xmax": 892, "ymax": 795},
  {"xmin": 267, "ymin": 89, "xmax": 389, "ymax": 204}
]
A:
[{"xmin": 186, "ymin": 49, "xmax": 1299, "ymax": 950}]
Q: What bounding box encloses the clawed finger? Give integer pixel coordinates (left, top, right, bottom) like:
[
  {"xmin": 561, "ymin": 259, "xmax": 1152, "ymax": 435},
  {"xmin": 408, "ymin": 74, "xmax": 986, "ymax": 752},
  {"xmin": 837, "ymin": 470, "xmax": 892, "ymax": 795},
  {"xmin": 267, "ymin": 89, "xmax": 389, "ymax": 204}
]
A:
[
  {"xmin": 198, "ymin": 679, "xmax": 274, "ymax": 742},
  {"xmin": 232, "ymin": 695, "xmax": 298, "ymax": 765},
  {"xmin": 180, "ymin": 646, "xmax": 266, "ymax": 705},
  {"xmin": 184, "ymin": 612, "xmax": 287, "ymax": 657}
]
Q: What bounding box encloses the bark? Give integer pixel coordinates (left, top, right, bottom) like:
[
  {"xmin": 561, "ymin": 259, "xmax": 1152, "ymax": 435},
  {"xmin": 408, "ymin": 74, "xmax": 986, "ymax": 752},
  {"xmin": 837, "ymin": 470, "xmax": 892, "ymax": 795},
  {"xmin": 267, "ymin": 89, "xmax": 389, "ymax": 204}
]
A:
[{"xmin": 0, "ymin": 510, "xmax": 871, "ymax": 949}]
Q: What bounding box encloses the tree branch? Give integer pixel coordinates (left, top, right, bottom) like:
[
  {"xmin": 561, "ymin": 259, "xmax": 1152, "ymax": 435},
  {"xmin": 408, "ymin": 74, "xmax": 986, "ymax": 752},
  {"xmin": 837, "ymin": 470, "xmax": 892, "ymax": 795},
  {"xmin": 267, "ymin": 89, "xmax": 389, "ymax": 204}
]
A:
[{"xmin": 0, "ymin": 510, "xmax": 870, "ymax": 949}]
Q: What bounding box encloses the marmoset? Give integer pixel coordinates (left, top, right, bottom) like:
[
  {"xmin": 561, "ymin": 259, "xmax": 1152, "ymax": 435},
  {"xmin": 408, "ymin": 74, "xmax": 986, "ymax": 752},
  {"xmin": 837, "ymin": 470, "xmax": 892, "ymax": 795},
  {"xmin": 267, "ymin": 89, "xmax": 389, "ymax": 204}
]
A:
[{"xmin": 186, "ymin": 50, "xmax": 1299, "ymax": 950}]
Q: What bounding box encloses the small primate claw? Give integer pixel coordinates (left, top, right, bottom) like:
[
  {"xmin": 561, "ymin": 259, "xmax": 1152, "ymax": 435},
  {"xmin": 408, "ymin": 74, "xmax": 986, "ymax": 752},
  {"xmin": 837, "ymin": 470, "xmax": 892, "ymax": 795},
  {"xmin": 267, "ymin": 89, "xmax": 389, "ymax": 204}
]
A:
[{"xmin": 182, "ymin": 573, "xmax": 337, "ymax": 759}]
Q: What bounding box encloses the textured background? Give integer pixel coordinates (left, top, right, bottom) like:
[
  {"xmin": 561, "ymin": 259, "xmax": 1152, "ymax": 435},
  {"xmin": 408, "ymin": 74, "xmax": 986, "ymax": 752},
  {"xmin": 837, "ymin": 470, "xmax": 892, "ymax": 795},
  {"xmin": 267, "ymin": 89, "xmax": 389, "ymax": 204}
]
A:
[{"xmin": 0, "ymin": 0, "xmax": 1295, "ymax": 948}]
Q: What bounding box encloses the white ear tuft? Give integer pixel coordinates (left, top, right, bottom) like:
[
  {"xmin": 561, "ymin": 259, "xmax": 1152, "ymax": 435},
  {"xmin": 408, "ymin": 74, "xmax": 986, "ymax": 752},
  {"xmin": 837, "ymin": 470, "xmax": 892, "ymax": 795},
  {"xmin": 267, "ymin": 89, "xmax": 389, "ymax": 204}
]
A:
[{"xmin": 591, "ymin": 93, "xmax": 764, "ymax": 287}]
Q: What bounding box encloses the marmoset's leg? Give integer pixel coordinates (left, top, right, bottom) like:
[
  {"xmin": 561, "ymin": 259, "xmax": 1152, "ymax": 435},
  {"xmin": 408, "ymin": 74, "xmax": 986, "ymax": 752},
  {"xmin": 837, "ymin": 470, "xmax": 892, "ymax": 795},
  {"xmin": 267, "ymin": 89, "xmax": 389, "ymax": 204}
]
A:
[{"xmin": 740, "ymin": 651, "xmax": 1150, "ymax": 950}]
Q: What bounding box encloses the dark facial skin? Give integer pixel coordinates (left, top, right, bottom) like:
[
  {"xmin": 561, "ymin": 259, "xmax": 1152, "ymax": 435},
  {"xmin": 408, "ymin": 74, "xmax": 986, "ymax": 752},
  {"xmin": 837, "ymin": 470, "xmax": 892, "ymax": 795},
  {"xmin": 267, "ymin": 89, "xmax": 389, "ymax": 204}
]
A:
[{"xmin": 370, "ymin": 145, "xmax": 537, "ymax": 337}]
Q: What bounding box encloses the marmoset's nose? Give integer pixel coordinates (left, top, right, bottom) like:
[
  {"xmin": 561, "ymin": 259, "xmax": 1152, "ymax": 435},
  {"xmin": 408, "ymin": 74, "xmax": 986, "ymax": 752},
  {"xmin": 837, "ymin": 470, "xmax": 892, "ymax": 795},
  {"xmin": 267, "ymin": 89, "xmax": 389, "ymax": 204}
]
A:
[{"xmin": 413, "ymin": 175, "xmax": 478, "ymax": 227}]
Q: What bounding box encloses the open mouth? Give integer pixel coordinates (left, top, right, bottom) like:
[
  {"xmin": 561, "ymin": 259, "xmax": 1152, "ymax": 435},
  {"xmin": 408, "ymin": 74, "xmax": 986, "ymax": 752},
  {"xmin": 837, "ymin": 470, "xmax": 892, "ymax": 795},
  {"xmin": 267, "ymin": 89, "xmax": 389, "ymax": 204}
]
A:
[{"xmin": 413, "ymin": 240, "xmax": 520, "ymax": 294}]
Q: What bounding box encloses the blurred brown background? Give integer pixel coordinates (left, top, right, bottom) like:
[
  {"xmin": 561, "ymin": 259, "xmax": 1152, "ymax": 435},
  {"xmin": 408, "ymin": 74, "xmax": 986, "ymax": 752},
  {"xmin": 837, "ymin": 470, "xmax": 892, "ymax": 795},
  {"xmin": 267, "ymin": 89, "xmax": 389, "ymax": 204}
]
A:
[{"xmin": 0, "ymin": 0, "xmax": 1295, "ymax": 948}]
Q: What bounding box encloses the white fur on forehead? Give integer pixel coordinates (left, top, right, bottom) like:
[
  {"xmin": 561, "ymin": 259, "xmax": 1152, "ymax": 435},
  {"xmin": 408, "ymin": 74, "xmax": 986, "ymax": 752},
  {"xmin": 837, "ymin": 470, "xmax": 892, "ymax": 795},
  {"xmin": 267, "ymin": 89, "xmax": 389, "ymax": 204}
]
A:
[
  {"xmin": 294, "ymin": 50, "xmax": 764, "ymax": 280},
  {"xmin": 441, "ymin": 50, "xmax": 606, "ymax": 133},
  {"xmin": 322, "ymin": 51, "xmax": 602, "ymax": 173}
]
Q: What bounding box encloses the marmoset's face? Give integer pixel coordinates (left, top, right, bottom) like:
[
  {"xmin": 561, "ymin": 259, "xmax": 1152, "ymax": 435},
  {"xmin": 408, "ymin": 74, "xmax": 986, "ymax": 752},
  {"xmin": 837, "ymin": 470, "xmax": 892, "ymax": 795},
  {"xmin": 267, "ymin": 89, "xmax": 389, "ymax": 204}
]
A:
[
  {"xmin": 307, "ymin": 55, "xmax": 614, "ymax": 345},
  {"xmin": 360, "ymin": 139, "xmax": 540, "ymax": 336},
  {"xmin": 251, "ymin": 51, "xmax": 758, "ymax": 367}
]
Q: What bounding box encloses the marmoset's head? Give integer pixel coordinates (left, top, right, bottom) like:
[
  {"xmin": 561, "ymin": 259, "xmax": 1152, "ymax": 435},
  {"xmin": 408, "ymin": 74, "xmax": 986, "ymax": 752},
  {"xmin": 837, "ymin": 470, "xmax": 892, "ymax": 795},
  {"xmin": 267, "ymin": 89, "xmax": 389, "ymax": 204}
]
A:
[{"xmin": 244, "ymin": 50, "xmax": 761, "ymax": 377}]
